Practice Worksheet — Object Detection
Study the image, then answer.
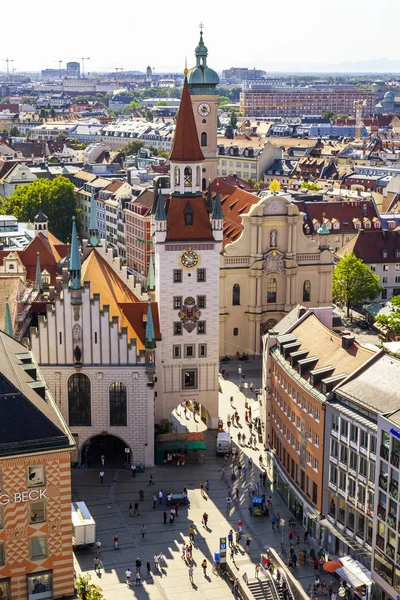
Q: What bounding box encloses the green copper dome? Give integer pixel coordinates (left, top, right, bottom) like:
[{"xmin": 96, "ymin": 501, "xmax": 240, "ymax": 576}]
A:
[
  {"xmin": 187, "ymin": 29, "xmax": 219, "ymax": 95},
  {"xmin": 316, "ymin": 221, "xmax": 330, "ymax": 236}
]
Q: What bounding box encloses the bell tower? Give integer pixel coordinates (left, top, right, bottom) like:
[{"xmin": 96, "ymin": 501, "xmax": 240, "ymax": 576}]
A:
[{"xmin": 187, "ymin": 24, "xmax": 219, "ymax": 187}]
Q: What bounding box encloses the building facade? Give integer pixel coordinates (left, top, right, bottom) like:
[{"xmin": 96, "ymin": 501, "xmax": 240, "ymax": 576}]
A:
[
  {"xmin": 153, "ymin": 79, "xmax": 222, "ymax": 428},
  {"xmin": 0, "ymin": 331, "xmax": 75, "ymax": 600},
  {"xmin": 241, "ymin": 83, "xmax": 375, "ymax": 118},
  {"xmin": 219, "ymin": 194, "xmax": 334, "ymax": 357}
]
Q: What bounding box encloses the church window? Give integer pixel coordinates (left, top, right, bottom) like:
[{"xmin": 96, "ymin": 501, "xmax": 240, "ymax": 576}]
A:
[
  {"xmin": 68, "ymin": 373, "xmax": 91, "ymax": 426},
  {"xmin": 173, "ymin": 269, "xmax": 182, "ymax": 283},
  {"xmin": 173, "ymin": 345, "xmax": 181, "ymax": 359},
  {"xmin": 196, "ymin": 166, "xmax": 201, "ymax": 187},
  {"xmin": 197, "ymin": 268, "xmax": 206, "ymax": 282},
  {"xmin": 303, "ymin": 280, "xmax": 311, "ymax": 302},
  {"xmin": 174, "ymin": 166, "xmax": 180, "ymax": 186},
  {"xmin": 197, "ymin": 295, "xmax": 206, "ymax": 308},
  {"xmin": 174, "ymin": 322, "xmax": 182, "ymax": 335},
  {"xmin": 198, "ymin": 321, "xmax": 206, "ymax": 334},
  {"xmin": 182, "ymin": 369, "xmax": 198, "ymax": 389},
  {"xmin": 232, "ymin": 284, "xmax": 240, "ymax": 306},
  {"xmin": 109, "ymin": 382, "xmax": 127, "ymax": 426},
  {"xmin": 201, "ymin": 132, "xmax": 207, "ymax": 147},
  {"xmin": 173, "ymin": 296, "xmax": 183, "ymax": 309},
  {"xmin": 202, "ymin": 178, "xmax": 207, "ymax": 191},
  {"xmin": 184, "ymin": 345, "xmax": 195, "ymax": 358},
  {"xmin": 267, "ymin": 278, "xmax": 277, "ymax": 303},
  {"xmin": 184, "ymin": 166, "xmax": 192, "ymax": 187},
  {"xmin": 199, "ymin": 344, "xmax": 207, "ymax": 357},
  {"xmin": 233, "ymin": 327, "xmax": 239, "ymax": 337}
]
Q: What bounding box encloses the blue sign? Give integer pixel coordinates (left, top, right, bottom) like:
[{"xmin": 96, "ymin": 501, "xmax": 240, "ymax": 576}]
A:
[
  {"xmin": 220, "ymin": 537, "xmax": 227, "ymax": 552},
  {"xmin": 390, "ymin": 428, "xmax": 400, "ymax": 440}
]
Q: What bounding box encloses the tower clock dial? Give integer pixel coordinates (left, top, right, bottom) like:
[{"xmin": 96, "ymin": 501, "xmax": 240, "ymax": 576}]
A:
[
  {"xmin": 181, "ymin": 248, "xmax": 199, "ymax": 268},
  {"xmin": 198, "ymin": 103, "xmax": 211, "ymax": 117}
]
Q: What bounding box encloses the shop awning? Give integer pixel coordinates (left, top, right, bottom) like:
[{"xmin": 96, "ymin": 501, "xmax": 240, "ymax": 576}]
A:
[
  {"xmin": 336, "ymin": 557, "xmax": 372, "ymax": 590},
  {"xmin": 187, "ymin": 440, "xmax": 206, "ymax": 450},
  {"xmin": 186, "ymin": 432, "xmax": 204, "ymax": 441}
]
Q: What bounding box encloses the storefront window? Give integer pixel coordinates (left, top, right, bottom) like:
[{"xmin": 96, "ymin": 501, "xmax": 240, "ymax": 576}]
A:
[{"xmin": 27, "ymin": 571, "xmax": 53, "ymax": 600}]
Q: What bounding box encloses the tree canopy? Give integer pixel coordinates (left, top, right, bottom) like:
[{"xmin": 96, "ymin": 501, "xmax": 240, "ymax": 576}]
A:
[
  {"xmin": 332, "ymin": 252, "xmax": 382, "ymax": 316},
  {"xmin": 376, "ymin": 295, "xmax": 400, "ymax": 339},
  {"xmin": 1, "ymin": 177, "xmax": 78, "ymax": 242}
]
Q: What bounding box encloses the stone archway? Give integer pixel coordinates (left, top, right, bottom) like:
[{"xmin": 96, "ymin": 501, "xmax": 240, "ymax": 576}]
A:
[
  {"xmin": 80, "ymin": 434, "xmax": 131, "ymax": 468},
  {"xmin": 261, "ymin": 319, "xmax": 278, "ymax": 335}
]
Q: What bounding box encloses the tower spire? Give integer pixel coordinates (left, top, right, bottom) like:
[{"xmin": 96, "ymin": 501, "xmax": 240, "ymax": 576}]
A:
[
  {"xmin": 69, "ymin": 217, "xmax": 81, "ymax": 291},
  {"xmin": 4, "ymin": 296, "xmax": 14, "ymax": 338},
  {"xmin": 154, "ymin": 188, "xmax": 167, "ymax": 222},
  {"xmin": 169, "ymin": 81, "xmax": 204, "ymax": 164},
  {"xmin": 35, "ymin": 252, "xmax": 42, "ymax": 290},
  {"xmin": 147, "ymin": 254, "xmax": 155, "ymax": 291},
  {"xmin": 88, "ymin": 191, "xmax": 99, "ymax": 247},
  {"xmin": 145, "ymin": 302, "xmax": 156, "ymax": 349}
]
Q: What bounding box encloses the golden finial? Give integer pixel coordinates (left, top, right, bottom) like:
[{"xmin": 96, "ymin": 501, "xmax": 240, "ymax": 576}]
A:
[{"xmin": 184, "ymin": 55, "xmax": 188, "ymax": 76}]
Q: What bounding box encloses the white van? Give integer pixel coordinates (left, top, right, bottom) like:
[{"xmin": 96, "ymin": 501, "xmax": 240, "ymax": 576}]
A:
[
  {"xmin": 216, "ymin": 432, "xmax": 231, "ymax": 455},
  {"xmin": 71, "ymin": 501, "xmax": 96, "ymax": 549}
]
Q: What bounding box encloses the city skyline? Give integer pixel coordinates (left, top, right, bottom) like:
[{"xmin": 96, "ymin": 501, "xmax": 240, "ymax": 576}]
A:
[{"xmin": 2, "ymin": 0, "xmax": 400, "ymax": 74}]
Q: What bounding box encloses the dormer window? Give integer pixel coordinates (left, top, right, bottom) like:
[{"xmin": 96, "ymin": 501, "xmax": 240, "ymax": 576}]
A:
[
  {"xmin": 382, "ymin": 249, "xmax": 388, "ymax": 259},
  {"xmin": 333, "ymin": 221, "xmax": 340, "ymax": 229},
  {"xmin": 184, "ymin": 201, "xmax": 194, "ymax": 226}
]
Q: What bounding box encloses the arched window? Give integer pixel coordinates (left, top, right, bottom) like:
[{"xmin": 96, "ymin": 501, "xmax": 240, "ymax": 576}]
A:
[
  {"xmin": 202, "ymin": 177, "xmax": 207, "ymax": 191},
  {"xmin": 196, "ymin": 165, "xmax": 201, "ymax": 187},
  {"xmin": 68, "ymin": 373, "xmax": 91, "ymax": 426},
  {"xmin": 201, "ymin": 132, "xmax": 207, "ymax": 147},
  {"xmin": 233, "ymin": 327, "xmax": 239, "ymax": 336},
  {"xmin": 174, "ymin": 166, "xmax": 180, "ymax": 186},
  {"xmin": 232, "ymin": 284, "xmax": 240, "ymax": 306},
  {"xmin": 184, "ymin": 166, "xmax": 192, "ymax": 187},
  {"xmin": 109, "ymin": 382, "xmax": 127, "ymax": 426},
  {"xmin": 267, "ymin": 278, "xmax": 277, "ymax": 303},
  {"xmin": 303, "ymin": 280, "xmax": 311, "ymax": 302}
]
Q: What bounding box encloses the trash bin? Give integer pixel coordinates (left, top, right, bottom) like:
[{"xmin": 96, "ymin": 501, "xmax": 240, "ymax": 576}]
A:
[{"xmin": 214, "ymin": 552, "xmax": 220, "ymax": 563}]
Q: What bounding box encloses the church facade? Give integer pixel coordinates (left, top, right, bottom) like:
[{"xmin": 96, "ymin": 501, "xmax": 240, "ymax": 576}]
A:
[{"xmin": 219, "ymin": 193, "xmax": 334, "ymax": 357}]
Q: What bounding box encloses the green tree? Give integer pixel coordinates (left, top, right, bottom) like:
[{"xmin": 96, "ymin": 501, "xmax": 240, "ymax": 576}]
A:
[
  {"xmin": 156, "ymin": 100, "xmax": 168, "ymax": 106},
  {"xmin": 145, "ymin": 109, "xmax": 154, "ymax": 122},
  {"xmin": 322, "ymin": 110, "xmax": 336, "ymax": 120},
  {"xmin": 9, "ymin": 126, "xmax": 21, "ymax": 137},
  {"xmin": 229, "ymin": 109, "xmax": 238, "ymax": 129},
  {"xmin": 332, "ymin": 252, "xmax": 382, "ymax": 317},
  {"xmin": 218, "ymin": 96, "xmax": 230, "ymax": 108},
  {"xmin": 39, "ymin": 108, "xmax": 48, "ymax": 119},
  {"xmin": 391, "ymin": 295, "xmax": 400, "ymax": 309},
  {"xmin": 155, "ymin": 419, "xmax": 175, "ymax": 434},
  {"xmin": 122, "ymin": 140, "xmax": 145, "ymax": 156},
  {"xmin": 50, "ymin": 107, "xmax": 56, "ymax": 118},
  {"xmin": 338, "ymin": 114, "xmax": 350, "ymax": 120},
  {"xmin": 300, "ymin": 182, "xmax": 320, "ymax": 191},
  {"xmin": 375, "ymin": 313, "xmax": 400, "ymax": 340},
  {"xmin": 1, "ymin": 177, "xmax": 77, "ymax": 242},
  {"xmin": 75, "ymin": 574, "xmax": 104, "ymax": 600}
]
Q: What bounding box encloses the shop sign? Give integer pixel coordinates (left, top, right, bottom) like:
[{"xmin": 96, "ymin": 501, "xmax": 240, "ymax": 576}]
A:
[
  {"xmin": 0, "ymin": 488, "xmax": 47, "ymax": 505},
  {"xmin": 390, "ymin": 428, "xmax": 400, "ymax": 440}
]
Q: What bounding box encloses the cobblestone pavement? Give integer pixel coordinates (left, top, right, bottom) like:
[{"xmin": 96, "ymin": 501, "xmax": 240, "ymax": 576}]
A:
[{"xmin": 72, "ymin": 360, "xmax": 339, "ymax": 599}]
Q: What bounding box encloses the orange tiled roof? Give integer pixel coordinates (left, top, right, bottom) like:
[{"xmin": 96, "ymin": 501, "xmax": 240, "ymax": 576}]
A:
[
  {"xmin": 15, "ymin": 232, "xmax": 69, "ymax": 284},
  {"xmin": 166, "ymin": 196, "xmax": 213, "ymax": 242},
  {"xmin": 169, "ymin": 82, "xmax": 204, "ymax": 163}
]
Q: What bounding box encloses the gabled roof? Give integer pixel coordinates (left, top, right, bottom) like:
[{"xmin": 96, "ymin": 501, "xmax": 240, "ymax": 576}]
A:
[
  {"xmin": 169, "ymin": 80, "xmax": 204, "ymax": 163},
  {"xmin": 166, "ymin": 196, "xmax": 213, "ymax": 241},
  {"xmin": 296, "ymin": 200, "xmax": 380, "ymax": 235},
  {"xmin": 0, "ymin": 332, "xmax": 74, "ymax": 456},
  {"xmin": 81, "ymin": 249, "xmax": 160, "ymax": 351}
]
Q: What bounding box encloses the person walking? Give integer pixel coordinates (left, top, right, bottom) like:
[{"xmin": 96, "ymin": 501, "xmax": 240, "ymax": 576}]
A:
[
  {"xmin": 149, "ymin": 475, "xmax": 155, "ymax": 486},
  {"xmin": 154, "ymin": 554, "xmax": 159, "ymax": 571},
  {"xmin": 189, "ymin": 525, "xmax": 195, "ymax": 542},
  {"xmin": 139, "ymin": 489, "xmax": 144, "ymax": 502},
  {"xmin": 163, "ymin": 511, "xmax": 168, "ymax": 524},
  {"xmin": 125, "ymin": 568, "xmax": 131, "ymax": 585},
  {"xmin": 245, "ymin": 536, "xmax": 251, "ymax": 554},
  {"xmin": 135, "ymin": 557, "xmax": 142, "ymax": 574},
  {"xmin": 93, "ymin": 556, "xmax": 99, "ymax": 573},
  {"xmin": 233, "ymin": 577, "xmax": 240, "ymax": 596},
  {"xmin": 129, "ymin": 503, "xmax": 133, "ymax": 517},
  {"xmin": 235, "ymin": 487, "xmax": 240, "ymax": 501},
  {"xmin": 158, "ymin": 490, "xmax": 163, "ymax": 504},
  {"xmin": 228, "ymin": 529, "xmax": 234, "ymax": 548},
  {"xmin": 99, "ymin": 470, "xmax": 104, "ymax": 483},
  {"xmin": 255, "ymin": 563, "xmax": 261, "ymax": 578},
  {"xmin": 226, "ymin": 495, "xmax": 232, "ymax": 511},
  {"xmin": 152, "ymin": 495, "xmax": 157, "ymax": 510},
  {"xmin": 141, "ymin": 525, "xmax": 147, "ymax": 540},
  {"xmin": 188, "ymin": 566, "xmax": 194, "ymax": 584},
  {"xmin": 328, "ymin": 581, "xmax": 334, "ymax": 598},
  {"xmin": 131, "ymin": 464, "xmax": 136, "ymax": 477},
  {"xmin": 238, "ymin": 432, "xmax": 242, "ymax": 445},
  {"xmin": 201, "ymin": 559, "xmax": 207, "ymax": 576},
  {"xmin": 200, "ymin": 481, "xmax": 205, "ymax": 496},
  {"xmin": 175, "ymin": 502, "xmax": 180, "ymax": 517},
  {"xmin": 202, "ymin": 512, "xmax": 209, "ymax": 528},
  {"xmin": 237, "ymin": 519, "xmax": 243, "ymax": 534},
  {"xmin": 113, "ymin": 535, "xmax": 119, "ymax": 549},
  {"xmin": 96, "ymin": 539, "xmax": 102, "ymax": 554},
  {"xmin": 205, "ymin": 480, "xmax": 210, "ymax": 493},
  {"xmin": 136, "ymin": 571, "xmax": 141, "ymax": 586},
  {"xmin": 101, "ymin": 454, "xmax": 105, "ymax": 467}
]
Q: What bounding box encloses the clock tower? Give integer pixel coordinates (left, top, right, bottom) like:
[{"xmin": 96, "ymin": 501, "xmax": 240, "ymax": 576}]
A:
[
  {"xmin": 187, "ymin": 25, "xmax": 219, "ymax": 187},
  {"xmin": 152, "ymin": 77, "xmax": 223, "ymax": 429}
]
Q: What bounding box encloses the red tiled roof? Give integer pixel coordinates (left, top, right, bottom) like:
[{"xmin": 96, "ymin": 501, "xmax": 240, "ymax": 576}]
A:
[
  {"xmin": 296, "ymin": 200, "xmax": 380, "ymax": 234},
  {"xmin": 15, "ymin": 232, "xmax": 68, "ymax": 284},
  {"xmin": 119, "ymin": 302, "xmax": 161, "ymax": 344},
  {"xmin": 166, "ymin": 196, "xmax": 213, "ymax": 242},
  {"xmin": 169, "ymin": 82, "xmax": 204, "ymax": 163},
  {"xmin": 210, "ymin": 179, "xmax": 259, "ymax": 247},
  {"xmin": 337, "ymin": 229, "xmax": 400, "ymax": 263}
]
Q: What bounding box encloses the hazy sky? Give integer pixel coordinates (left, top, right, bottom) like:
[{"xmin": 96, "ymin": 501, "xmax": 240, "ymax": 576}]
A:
[{"xmin": 3, "ymin": 0, "xmax": 398, "ymax": 73}]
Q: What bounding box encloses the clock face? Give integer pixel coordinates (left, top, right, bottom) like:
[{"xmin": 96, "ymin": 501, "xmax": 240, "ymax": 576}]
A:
[
  {"xmin": 181, "ymin": 249, "xmax": 199, "ymax": 268},
  {"xmin": 198, "ymin": 103, "xmax": 211, "ymax": 117}
]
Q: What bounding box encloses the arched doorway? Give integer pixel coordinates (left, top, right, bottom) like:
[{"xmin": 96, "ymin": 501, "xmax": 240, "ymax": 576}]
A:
[
  {"xmin": 261, "ymin": 319, "xmax": 278, "ymax": 335},
  {"xmin": 81, "ymin": 434, "xmax": 130, "ymax": 468}
]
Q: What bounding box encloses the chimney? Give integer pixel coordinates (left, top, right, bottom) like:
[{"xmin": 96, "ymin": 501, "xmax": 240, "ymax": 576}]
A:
[{"xmin": 342, "ymin": 334, "xmax": 355, "ymax": 350}]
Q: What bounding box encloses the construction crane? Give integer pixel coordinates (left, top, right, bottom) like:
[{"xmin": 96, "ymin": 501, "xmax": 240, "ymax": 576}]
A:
[
  {"xmin": 354, "ymin": 99, "xmax": 366, "ymax": 141},
  {"xmin": 1, "ymin": 58, "xmax": 13, "ymax": 80}
]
